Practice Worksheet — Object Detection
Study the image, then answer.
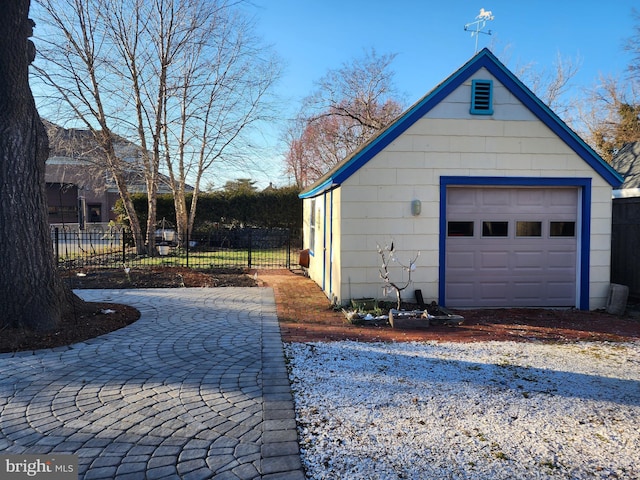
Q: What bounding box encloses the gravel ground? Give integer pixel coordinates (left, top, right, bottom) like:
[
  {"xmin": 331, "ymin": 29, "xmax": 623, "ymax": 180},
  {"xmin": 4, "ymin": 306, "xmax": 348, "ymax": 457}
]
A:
[{"xmin": 285, "ymin": 340, "xmax": 640, "ymax": 480}]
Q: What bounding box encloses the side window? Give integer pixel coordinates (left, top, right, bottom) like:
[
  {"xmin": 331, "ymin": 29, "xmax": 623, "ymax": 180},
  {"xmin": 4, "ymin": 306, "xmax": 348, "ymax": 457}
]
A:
[
  {"xmin": 447, "ymin": 221, "xmax": 474, "ymax": 237},
  {"xmin": 550, "ymin": 221, "xmax": 575, "ymax": 237},
  {"xmin": 516, "ymin": 221, "xmax": 542, "ymax": 237},
  {"xmin": 309, "ymin": 199, "xmax": 316, "ymax": 252},
  {"xmin": 482, "ymin": 221, "xmax": 508, "ymax": 237}
]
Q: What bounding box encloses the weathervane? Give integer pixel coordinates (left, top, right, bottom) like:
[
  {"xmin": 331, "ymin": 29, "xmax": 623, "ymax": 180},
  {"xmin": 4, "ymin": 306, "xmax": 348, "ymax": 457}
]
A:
[{"xmin": 464, "ymin": 8, "xmax": 494, "ymax": 53}]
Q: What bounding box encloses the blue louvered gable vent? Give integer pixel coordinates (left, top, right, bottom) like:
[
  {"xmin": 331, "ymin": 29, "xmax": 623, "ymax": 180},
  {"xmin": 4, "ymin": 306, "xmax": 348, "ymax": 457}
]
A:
[{"xmin": 470, "ymin": 79, "xmax": 493, "ymax": 115}]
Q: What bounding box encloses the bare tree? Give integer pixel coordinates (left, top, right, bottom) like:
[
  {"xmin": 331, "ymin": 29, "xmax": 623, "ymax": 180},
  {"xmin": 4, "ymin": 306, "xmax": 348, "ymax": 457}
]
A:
[
  {"xmin": 0, "ymin": 0, "xmax": 83, "ymax": 330},
  {"xmin": 285, "ymin": 114, "xmax": 355, "ymax": 187},
  {"xmin": 516, "ymin": 51, "xmax": 582, "ymax": 122},
  {"xmin": 102, "ymin": 0, "xmax": 188, "ymax": 251},
  {"xmin": 568, "ymin": 8, "xmax": 640, "ymax": 162},
  {"xmin": 579, "ymin": 76, "xmax": 640, "ymax": 162},
  {"xmin": 33, "ymin": 0, "xmax": 146, "ymax": 252},
  {"xmin": 306, "ymin": 49, "xmax": 404, "ymax": 131},
  {"xmin": 625, "ymin": 8, "xmax": 640, "ymax": 84},
  {"xmin": 161, "ymin": 3, "xmax": 281, "ymax": 240},
  {"xmin": 34, "ymin": 0, "xmax": 280, "ymax": 247},
  {"xmin": 284, "ymin": 118, "xmax": 313, "ymax": 189},
  {"xmin": 377, "ymin": 242, "xmax": 420, "ymax": 310},
  {"xmin": 285, "ymin": 49, "xmax": 404, "ymax": 187}
]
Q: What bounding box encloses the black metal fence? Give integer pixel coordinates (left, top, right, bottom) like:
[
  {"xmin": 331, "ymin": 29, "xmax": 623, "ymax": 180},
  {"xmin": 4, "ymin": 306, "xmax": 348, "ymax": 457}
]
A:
[{"xmin": 51, "ymin": 225, "xmax": 299, "ymax": 270}]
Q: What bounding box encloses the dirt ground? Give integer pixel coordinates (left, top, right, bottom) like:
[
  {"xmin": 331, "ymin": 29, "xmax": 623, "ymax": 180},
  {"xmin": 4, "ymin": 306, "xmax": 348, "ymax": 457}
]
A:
[
  {"xmin": 264, "ymin": 270, "xmax": 640, "ymax": 344},
  {"xmin": 1, "ymin": 267, "xmax": 638, "ymax": 354},
  {"xmin": 64, "ymin": 266, "xmax": 258, "ymax": 289}
]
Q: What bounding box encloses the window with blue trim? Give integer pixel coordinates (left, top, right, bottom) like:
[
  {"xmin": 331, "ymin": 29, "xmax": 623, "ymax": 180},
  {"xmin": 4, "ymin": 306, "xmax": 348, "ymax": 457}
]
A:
[
  {"xmin": 470, "ymin": 79, "xmax": 493, "ymax": 115},
  {"xmin": 309, "ymin": 199, "xmax": 316, "ymax": 253}
]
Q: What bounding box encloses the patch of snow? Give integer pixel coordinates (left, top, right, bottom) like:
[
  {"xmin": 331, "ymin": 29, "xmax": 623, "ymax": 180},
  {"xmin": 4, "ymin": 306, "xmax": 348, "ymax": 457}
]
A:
[{"xmin": 285, "ymin": 340, "xmax": 640, "ymax": 480}]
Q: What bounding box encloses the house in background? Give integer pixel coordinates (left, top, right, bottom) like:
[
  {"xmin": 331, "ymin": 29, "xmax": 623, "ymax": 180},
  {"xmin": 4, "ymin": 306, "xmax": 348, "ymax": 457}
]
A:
[
  {"xmin": 611, "ymin": 142, "xmax": 640, "ymax": 198},
  {"xmin": 300, "ymin": 48, "xmax": 623, "ymax": 310},
  {"xmin": 44, "ymin": 121, "xmax": 177, "ymax": 227},
  {"xmin": 46, "ymin": 158, "xmax": 119, "ymax": 225}
]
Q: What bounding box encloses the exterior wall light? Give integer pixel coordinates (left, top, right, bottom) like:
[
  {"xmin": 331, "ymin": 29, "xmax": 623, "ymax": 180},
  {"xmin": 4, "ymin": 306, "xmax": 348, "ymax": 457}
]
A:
[{"xmin": 411, "ymin": 199, "xmax": 421, "ymax": 216}]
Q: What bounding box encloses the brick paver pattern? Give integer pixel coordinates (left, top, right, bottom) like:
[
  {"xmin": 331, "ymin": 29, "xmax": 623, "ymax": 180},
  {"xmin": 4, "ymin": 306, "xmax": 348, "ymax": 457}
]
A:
[{"xmin": 0, "ymin": 288, "xmax": 304, "ymax": 480}]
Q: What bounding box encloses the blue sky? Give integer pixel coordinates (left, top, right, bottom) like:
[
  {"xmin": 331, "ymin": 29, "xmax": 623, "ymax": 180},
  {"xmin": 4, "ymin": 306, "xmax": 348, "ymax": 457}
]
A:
[
  {"xmin": 33, "ymin": 1, "xmax": 639, "ymax": 188},
  {"xmin": 252, "ymin": 1, "xmax": 637, "ymax": 108},
  {"xmin": 243, "ymin": 1, "xmax": 638, "ymax": 187}
]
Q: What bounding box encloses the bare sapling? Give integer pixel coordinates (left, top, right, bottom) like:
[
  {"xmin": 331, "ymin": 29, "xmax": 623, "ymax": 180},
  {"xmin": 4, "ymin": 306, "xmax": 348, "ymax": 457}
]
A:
[{"xmin": 377, "ymin": 242, "xmax": 420, "ymax": 310}]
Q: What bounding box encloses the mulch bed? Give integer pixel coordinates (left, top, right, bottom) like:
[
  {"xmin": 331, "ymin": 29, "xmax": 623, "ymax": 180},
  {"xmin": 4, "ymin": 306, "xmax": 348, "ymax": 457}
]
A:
[
  {"xmin": 2, "ymin": 268, "xmax": 638, "ymax": 354},
  {"xmin": 259, "ymin": 270, "xmax": 640, "ymax": 344},
  {"xmin": 60, "ymin": 266, "xmax": 258, "ymax": 289},
  {"xmin": 1, "ymin": 267, "xmax": 258, "ymax": 354},
  {"xmin": 0, "ymin": 302, "xmax": 140, "ymax": 354}
]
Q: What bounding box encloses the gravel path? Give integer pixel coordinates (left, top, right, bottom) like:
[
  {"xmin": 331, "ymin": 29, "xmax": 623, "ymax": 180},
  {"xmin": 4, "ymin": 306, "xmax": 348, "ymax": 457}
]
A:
[{"xmin": 285, "ymin": 340, "xmax": 640, "ymax": 480}]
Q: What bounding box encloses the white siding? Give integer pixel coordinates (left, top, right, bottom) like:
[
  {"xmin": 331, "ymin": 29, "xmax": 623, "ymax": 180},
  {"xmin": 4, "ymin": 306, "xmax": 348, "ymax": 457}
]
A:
[{"xmin": 306, "ymin": 68, "xmax": 614, "ymax": 309}]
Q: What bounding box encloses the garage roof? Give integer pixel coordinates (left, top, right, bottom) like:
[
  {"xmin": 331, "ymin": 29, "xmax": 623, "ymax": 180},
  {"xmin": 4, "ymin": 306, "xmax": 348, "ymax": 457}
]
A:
[{"xmin": 300, "ymin": 48, "xmax": 623, "ymax": 199}]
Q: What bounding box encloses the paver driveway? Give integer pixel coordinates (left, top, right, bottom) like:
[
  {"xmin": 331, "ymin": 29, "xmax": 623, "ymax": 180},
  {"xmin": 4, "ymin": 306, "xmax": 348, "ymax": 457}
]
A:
[{"xmin": 0, "ymin": 288, "xmax": 303, "ymax": 480}]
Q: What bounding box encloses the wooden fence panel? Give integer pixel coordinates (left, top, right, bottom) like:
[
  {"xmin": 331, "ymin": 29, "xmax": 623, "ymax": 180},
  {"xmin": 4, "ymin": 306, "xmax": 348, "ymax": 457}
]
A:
[{"xmin": 611, "ymin": 197, "xmax": 640, "ymax": 299}]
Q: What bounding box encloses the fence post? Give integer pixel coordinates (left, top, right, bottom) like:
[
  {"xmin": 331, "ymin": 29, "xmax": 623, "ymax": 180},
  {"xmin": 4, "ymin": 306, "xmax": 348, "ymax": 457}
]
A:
[
  {"xmin": 54, "ymin": 227, "xmax": 59, "ymax": 265},
  {"xmin": 122, "ymin": 229, "xmax": 127, "ymax": 264},
  {"xmin": 287, "ymin": 228, "xmax": 291, "ymax": 269},
  {"xmin": 185, "ymin": 228, "xmax": 189, "ymax": 268},
  {"xmin": 247, "ymin": 228, "xmax": 252, "ymax": 269}
]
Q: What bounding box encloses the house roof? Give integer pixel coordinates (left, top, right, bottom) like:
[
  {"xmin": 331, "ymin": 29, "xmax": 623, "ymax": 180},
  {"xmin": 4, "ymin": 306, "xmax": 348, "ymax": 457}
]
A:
[
  {"xmin": 611, "ymin": 142, "xmax": 640, "ymax": 196},
  {"xmin": 300, "ymin": 48, "xmax": 623, "ymax": 199},
  {"xmin": 44, "ymin": 120, "xmax": 194, "ymax": 193}
]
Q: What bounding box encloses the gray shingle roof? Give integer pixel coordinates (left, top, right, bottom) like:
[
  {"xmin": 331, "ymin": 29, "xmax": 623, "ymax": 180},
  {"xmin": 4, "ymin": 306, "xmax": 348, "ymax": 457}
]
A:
[{"xmin": 611, "ymin": 142, "xmax": 640, "ymax": 190}]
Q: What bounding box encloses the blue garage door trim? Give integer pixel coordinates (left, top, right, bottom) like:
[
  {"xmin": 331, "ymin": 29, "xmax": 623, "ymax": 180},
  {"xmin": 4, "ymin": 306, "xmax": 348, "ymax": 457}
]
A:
[{"xmin": 439, "ymin": 176, "xmax": 592, "ymax": 310}]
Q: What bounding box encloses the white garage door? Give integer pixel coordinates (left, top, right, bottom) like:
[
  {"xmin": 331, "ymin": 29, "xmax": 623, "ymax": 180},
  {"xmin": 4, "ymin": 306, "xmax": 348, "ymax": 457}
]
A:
[{"xmin": 445, "ymin": 186, "xmax": 578, "ymax": 307}]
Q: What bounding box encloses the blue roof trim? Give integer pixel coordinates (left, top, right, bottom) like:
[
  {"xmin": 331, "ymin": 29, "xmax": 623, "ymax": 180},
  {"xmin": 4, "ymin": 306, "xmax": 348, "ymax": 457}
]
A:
[
  {"xmin": 299, "ymin": 178, "xmax": 335, "ymax": 199},
  {"xmin": 475, "ymin": 53, "xmax": 623, "ymax": 187},
  {"xmin": 439, "ymin": 175, "xmax": 592, "ymax": 187},
  {"xmin": 300, "ymin": 48, "xmax": 622, "ymax": 199},
  {"xmin": 331, "ymin": 66, "xmax": 466, "ymax": 185}
]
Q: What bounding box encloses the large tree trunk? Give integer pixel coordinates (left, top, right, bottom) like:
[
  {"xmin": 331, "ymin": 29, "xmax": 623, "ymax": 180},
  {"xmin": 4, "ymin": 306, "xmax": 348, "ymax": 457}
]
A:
[{"xmin": 0, "ymin": 0, "xmax": 82, "ymax": 331}]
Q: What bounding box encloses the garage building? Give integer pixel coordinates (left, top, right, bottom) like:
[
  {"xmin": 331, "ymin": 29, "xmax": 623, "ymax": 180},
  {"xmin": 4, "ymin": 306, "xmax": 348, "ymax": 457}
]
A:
[{"xmin": 300, "ymin": 49, "xmax": 622, "ymax": 310}]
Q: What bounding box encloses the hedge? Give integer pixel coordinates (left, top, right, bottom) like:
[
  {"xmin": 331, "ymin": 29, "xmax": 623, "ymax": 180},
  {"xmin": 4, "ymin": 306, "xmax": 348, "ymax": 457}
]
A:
[{"xmin": 115, "ymin": 185, "xmax": 302, "ymax": 234}]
